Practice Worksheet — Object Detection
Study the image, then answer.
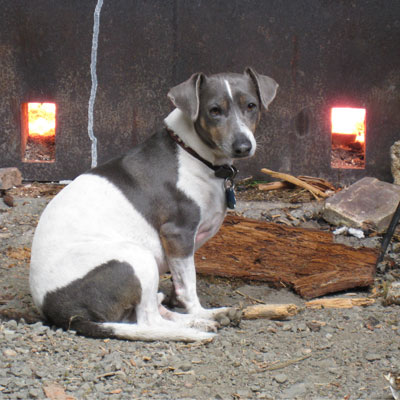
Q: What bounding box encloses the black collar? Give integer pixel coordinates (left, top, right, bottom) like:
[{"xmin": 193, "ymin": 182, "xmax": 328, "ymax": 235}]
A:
[{"xmin": 166, "ymin": 128, "xmax": 238, "ymax": 181}]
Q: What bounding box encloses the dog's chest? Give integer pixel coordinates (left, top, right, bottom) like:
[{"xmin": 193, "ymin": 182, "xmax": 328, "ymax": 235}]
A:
[{"xmin": 176, "ymin": 149, "xmax": 226, "ymax": 249}]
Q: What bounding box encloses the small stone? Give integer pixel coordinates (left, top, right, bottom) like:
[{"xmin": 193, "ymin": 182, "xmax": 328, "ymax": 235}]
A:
[
  {"xmin": 281, "ymin": 382, "xmax": 307, "ymax": 398},
  {"xmin": 385, "ymin": 281, "xmax": 400, "ymax": 305},
  {"xmin": 282, "ymin": 324, "xmax": 292, "ymax": 331},
  {"xmin": 178, "ymin": 363, "xmax": 192, "ymax": 372},
  {"xmin": 30, "ymin": 321, "xmax": 48, "ymax": 334},
  {"xmin": 29, "ymin": 388, "xmax": 41, "ymax": 398},
  {"xmin": 365, "ymin": 353, "xmax": 381, "ymax": 361},
  {"xmin": 3, "ymin": 329, "xmax": 15, "ymax": 339},
  {"xmin": 274, "ymin": 373, "xmax": 288, "ymax": 383},
  {"xmin": 235, "ymin": 389, "xmax": 252, "ymax": 398},
  {"xmin": 34, "ymin": 369, "xmax": 48, "ymax": 379},
  {"xmin": 3, "ymin": 348, "xmax": 17, "ymax": 358},
  {"xmin": 297, "ymin": 323, "xmax": 308, "ymax": 332},
  {"xmin": 306, "ymin": 321, "xmax": 322, "ymax": 332},
  {"xmin": 5, "ymin": 320, "xmax": 18, "ymax": 330},
  {"xmin": 0, "ymin": 168, "xmax": 22, "ymax": 190}
]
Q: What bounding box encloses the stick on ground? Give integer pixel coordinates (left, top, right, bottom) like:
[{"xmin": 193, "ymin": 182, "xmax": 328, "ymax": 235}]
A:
[{"xmin": 261, "ymin": 168, "xmax": 329, "ymax": 199}]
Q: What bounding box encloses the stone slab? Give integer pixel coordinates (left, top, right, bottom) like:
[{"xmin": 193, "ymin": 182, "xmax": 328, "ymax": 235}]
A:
[
  {"xmin": 323, "ymin": 177, "xmax": 400, "ymax": 233},
  {"xmin": 0, "ymin": 168, "xmax": 22, "ymax": 190}
]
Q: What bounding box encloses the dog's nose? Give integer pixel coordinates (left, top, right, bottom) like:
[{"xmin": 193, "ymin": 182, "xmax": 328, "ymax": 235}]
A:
[{"xmin": 232, "ymin": 137, "xmax": 252, "ymax": 157}]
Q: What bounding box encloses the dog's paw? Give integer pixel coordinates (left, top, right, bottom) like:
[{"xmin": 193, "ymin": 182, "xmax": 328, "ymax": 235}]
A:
[
  {"xmin": 195, "ymin": 307, "xmax": 242, "ymax": 328},
  {"xmin": 189, "ymin": 318, "xmax": 219, "ymax": 333},
  {"xmin": 214, "ymin": 308, "xmax": 242, "ymax": 328}
]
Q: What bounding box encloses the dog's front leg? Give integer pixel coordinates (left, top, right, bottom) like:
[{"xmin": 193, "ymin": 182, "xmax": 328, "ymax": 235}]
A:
[
  {"xmin": 167, "ymin": 255, "xmax": 204, "ymax": 314},
  {"xmin": 161, "ymin": 222, "xmax": 215, "ymax": 318},
  {"xmin": 161, "ymin": 222, "xmax": 241, "ymax": 327}
]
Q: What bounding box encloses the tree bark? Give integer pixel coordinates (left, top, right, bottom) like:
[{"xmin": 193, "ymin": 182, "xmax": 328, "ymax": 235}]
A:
[{"xmin": 195, "ymin": 215, "xmax": 378, "ymax": 299}]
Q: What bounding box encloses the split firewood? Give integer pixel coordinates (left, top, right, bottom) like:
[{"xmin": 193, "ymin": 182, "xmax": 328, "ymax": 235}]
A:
[
  {"xmin": 242, "ymin": 303, "xmax": 299, "ymax": 320},
  {"xmin": 260, "ymin": 168, "xmax": 330, "ymax": 199},
  {"xmin": 305, "ymin": 297, "xmax": 375, "ymax": 309}
]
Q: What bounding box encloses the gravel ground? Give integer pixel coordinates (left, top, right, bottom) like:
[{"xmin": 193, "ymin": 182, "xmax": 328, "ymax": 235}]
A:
[{"xmin": 0, "ymin": 184, "xmax": 399, "ymax": 400}]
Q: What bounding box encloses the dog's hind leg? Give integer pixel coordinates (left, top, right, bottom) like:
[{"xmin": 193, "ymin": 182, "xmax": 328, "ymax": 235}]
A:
[
  {"xmin": 101, "ymin": 250, "xmax": 215, "ymax": 342},
  {"xmin": 42, "ymin": 252, "xmax": 213, "ymax": 342}
]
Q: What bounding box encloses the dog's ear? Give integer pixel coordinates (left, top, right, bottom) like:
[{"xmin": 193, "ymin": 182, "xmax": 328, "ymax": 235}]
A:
[
  {"xmin": 168, "ymin": 73, "xmax": 205, "ymax": 121},
  {"xmin": 245, "ymin": 67, "xmax": 278, "ymax": 110}
]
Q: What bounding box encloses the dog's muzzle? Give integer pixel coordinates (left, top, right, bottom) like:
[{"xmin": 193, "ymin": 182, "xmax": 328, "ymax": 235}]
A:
[{"xmin": 232, "ymin": 137, "xmax": 252, "ymax": 158}]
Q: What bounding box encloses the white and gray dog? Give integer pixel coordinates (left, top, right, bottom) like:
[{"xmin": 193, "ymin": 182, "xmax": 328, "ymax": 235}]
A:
[{"xmin": 30, "ymin": 68, "xmax": 278, "ymax": 341}]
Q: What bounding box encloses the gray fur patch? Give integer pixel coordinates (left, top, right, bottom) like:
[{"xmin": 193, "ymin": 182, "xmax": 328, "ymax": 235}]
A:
[{"xmin": 42, "ymin": 260, "xmax": 142, "ymax": 337}]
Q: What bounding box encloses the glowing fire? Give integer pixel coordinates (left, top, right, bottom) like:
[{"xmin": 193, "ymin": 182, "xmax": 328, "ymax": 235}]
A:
[
  {"xmin": 28, "ymin": 103, "xmax": 56, "ymax": 137},
  {"xmin": 331, "ymin": 107, "xmax": 366, "ymax": 143}
]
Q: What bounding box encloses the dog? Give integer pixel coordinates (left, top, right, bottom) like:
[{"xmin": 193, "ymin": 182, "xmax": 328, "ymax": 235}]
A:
[{"xmin": 29, "ymin": 68, "xmax": 278, "ymax": 342}]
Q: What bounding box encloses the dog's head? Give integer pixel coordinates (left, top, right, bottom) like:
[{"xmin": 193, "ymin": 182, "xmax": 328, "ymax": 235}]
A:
[{"xmin": 168, "ymin": 68, "xmax": 278, "ymax": 160}]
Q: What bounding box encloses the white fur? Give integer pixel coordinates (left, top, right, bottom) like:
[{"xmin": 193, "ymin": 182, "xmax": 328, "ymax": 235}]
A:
[
  {"xmin": 224, "ymin": 79, "xmax": 233, "ymax": 100},
  {"xmin": 236, "ymin": 115, "xmax": 257, "ymax": 157}
]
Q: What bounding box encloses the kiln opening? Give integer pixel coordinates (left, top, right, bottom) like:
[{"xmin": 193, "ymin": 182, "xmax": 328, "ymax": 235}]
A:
[
  {"xmin": 21, "ymin": 102, "xmax": 56, "ymax": 163},
  {"xmin": 331, "ymin": 107, "xmax": 366, "ymax": 169}
]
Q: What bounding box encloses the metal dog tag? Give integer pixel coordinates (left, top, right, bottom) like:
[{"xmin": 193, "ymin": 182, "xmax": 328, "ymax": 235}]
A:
[{"xmin": 225, "ymin": 179, "xmax": 236, "ymax": 209}]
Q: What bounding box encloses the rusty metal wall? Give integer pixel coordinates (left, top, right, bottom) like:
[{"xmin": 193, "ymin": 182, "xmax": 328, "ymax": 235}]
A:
[{"xmin": 0, "ymin": 0, "xmax": 399, "ymax": 184}]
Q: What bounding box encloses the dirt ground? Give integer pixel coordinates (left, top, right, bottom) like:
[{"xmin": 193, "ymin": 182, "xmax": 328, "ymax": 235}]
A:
[{"xmin": 0, "ymin": 182, "xmax": 399, "ymax": 399}]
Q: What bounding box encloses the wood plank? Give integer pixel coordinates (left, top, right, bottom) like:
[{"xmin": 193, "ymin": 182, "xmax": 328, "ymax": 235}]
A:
[{"xmin": 195, "ymin": 215, "xmax": 378, "ymax": 299}]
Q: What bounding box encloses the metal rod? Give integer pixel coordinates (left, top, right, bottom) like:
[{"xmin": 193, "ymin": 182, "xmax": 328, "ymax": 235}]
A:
[{"xmin": 376, "ymin": 198, "xmax": 400, "ymax": 266}]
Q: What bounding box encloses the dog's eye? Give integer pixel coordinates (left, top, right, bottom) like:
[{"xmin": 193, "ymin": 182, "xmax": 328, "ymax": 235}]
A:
[
  {"xmin": 247, "ymin": 103, "xmax": 257, "ymax": 111},
  {"xmin": 209, "ymin": 107, "xmax": 221, "ymax": 117}
]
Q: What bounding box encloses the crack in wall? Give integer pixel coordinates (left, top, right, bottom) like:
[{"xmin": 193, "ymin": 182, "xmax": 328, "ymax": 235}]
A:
[{"xmin": 87, "ymin": 0, "xmax": 104, "ymax": 168}]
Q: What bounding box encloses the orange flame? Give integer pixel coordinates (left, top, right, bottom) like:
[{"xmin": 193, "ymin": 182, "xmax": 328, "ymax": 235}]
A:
[
  {"xmin": 28, "ymin": 103, "xmax": 56, "ymax": 137},
  {"xmin": 331, "ymin": 107, "xmax": 366, "ymax": 143}
]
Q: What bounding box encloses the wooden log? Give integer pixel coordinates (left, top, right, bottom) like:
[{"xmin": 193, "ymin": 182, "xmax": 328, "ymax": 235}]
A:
[
  {"xmin": 242, "ymin": 304, "xmax": 299, "ymax": 320},
  {"xmin": 195, "ymin": 215, "xmax": 378, "ymax": 299},
  {"xmin": 305, "ymin": 297, "xmax": 375, "ymax": 309}
]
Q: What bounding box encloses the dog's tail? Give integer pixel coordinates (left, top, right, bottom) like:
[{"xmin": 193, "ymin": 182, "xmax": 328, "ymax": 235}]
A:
[
  {"xmin": 101, "ymin": 322, "xmax": 215, "ymax": 342},
  {"xmin": 65, "ymin": 318, "xmax": 215, "ymax": 342}
]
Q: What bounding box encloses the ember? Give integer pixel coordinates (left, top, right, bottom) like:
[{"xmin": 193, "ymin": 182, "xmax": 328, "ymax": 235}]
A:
[
  {"xmin": 22, "ymin": 103, "xmax": 56, "ymax": 163},
  {"xmin": 331, "ymin": 107, "xmax": 366, "ymax": 169},
  {"xmin": 28, "ymin": 103, "xmax": 56, "ymax": 137}
]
